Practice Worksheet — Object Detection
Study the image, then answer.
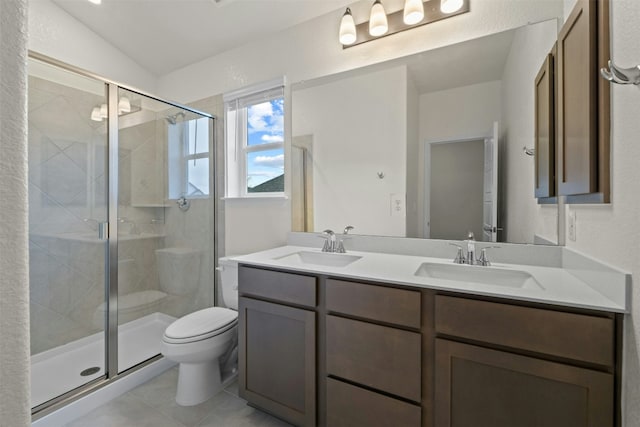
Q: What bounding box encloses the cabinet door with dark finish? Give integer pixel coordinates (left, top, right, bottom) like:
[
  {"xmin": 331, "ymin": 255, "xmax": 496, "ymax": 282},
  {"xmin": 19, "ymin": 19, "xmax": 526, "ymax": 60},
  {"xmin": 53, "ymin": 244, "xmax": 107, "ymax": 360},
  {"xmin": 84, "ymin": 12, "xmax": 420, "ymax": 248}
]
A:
[
  {"xmin": 238, "ymin": 297, "xmax": 316, "ymax": 426},
  {"xmin": 435, "ymin": 339, "xmax": 614, "ymax": 427},
  {"xmin": 326, "ymin": 378, "xmax": 421, "ymax": 427},
  {"xmin": 557, "ymin": 0, "xmax": 610, "ymax": 201},
  {"xmin": 326, "ymin": 315, "xmax": 421, "ymax": 402},
  {"xmin": 535, "ymin": 49, "xmax": 556, "ymax": 199}
]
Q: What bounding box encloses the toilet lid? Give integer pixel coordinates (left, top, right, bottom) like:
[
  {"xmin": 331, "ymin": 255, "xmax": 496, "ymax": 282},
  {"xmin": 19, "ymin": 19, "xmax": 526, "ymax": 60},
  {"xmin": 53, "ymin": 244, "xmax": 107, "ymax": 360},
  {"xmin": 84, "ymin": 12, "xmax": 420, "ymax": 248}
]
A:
[{"xmin": 164, "ymin": 307, "xmax": 237, "ymax": 343}]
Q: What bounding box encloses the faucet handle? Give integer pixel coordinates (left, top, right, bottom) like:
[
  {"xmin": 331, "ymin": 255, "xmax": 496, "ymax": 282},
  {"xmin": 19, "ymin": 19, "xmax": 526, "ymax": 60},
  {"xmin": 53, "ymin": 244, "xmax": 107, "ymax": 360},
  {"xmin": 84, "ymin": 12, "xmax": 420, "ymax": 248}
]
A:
[
  {"xmin": 449, "ymin": 243, "xmax": 466, "ymax": 264},
  {"xmin": 343, "ymin": 225, "xmax": 354, "ymax": 234},
  {"xmin": 320, "ymin": 230, "xmax": 336, "ymax": 252},
  {"xmin": 478, "ymin": 246, "xmax": 500, "ymax": 266}
]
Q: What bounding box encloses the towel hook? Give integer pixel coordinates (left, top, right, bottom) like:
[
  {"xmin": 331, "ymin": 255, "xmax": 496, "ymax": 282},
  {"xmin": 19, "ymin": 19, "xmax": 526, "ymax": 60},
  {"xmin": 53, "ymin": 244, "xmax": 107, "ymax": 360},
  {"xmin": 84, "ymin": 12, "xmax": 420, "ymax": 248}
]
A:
[
  {"xmin": 600, "ymin": 60, "xmax": 640, "ymax": 85},
  {"xmin": 523, "ymin": 146, "xmax": 535, "ymax": 156}
]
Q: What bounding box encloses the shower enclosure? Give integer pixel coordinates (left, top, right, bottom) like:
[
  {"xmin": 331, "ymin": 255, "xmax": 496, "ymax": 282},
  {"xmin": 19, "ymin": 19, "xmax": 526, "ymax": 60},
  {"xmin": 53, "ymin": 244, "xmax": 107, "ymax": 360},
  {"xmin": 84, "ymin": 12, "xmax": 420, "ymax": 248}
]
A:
[{"xmin": 28, "ymin": 54, "xmax": 216, "ymax": 415}]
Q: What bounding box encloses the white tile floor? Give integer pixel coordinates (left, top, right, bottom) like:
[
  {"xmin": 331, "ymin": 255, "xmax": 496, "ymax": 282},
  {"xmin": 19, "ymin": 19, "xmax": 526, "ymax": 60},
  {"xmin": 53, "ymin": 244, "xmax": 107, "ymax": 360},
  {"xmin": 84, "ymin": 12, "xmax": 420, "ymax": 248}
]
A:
[{"xmin": 64, "ymin": 368, "xmax": 291, "ymax": 427}]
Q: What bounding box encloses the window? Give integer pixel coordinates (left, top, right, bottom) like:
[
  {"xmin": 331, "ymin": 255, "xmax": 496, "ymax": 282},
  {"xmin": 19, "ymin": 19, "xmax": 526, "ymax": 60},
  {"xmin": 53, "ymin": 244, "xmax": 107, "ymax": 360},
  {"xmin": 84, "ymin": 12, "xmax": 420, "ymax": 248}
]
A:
[
  {"xmin": 225, "ymin": 82, "xmax": 285, "ymax": 197},
  {"xmin": 168, "ymin": 116, "xmax": 211, "ymax": 199}
]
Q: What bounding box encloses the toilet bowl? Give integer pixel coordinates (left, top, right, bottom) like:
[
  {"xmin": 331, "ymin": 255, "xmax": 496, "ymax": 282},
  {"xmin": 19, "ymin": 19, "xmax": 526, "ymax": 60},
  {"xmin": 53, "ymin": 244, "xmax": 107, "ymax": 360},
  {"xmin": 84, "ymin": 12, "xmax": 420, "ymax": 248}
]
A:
[{"xmin": 161, "ymin": 256, "xmax": 239, "ymax": 406}]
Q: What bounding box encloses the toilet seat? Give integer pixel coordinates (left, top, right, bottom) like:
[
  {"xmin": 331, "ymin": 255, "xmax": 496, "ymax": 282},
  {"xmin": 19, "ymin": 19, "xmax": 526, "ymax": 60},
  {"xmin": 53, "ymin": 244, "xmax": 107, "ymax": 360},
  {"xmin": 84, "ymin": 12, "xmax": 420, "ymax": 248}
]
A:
[{"xmin": 163, "ymin": 307, "xmax": 238, "ymax": 344}]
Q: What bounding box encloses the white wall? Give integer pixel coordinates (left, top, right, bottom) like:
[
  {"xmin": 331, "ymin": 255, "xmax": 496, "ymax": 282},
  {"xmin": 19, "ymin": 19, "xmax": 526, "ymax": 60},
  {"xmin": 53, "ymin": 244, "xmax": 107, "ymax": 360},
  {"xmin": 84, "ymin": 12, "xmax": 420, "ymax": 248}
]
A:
[
  {"xmin": 500, "ymin": 21, "xmax": 558, "ymax": 244},
  {"xmin": 560, "ymin": 0, "xmax": 640, "ymax": 424},
  {"xmin": 406, "ymin": 75, "xmax": 421, "ymax": 238},
  {"xmin": 419, "ymin": 81, "xmax": 502, "ymax": 142},
  {"xmin": 293, "ymin": 66, "xmax": 408, "ymax": 236},
  {"xmin": 28, "ymin": 0, "xmax": 156, "ymax": 93},
  {"xmin": 0, "ymin": 0, "xmax": 30, "ymax": 424}
]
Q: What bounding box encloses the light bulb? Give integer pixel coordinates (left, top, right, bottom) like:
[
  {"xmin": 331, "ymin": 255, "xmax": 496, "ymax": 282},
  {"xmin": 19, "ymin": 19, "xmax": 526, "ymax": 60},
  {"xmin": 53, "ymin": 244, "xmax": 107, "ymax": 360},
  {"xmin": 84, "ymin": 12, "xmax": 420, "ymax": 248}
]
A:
[
  {"xmin": 403, "ymin": 0, "xmax": 424, "ymax": 25},
  {"xmin": 90, "ymin": 107, "xmax": 102, "ymax": 122},
  {"xmin": 441, "ymin": 0, "xmax": 463, "ymax": 14},
  {"xmin": 369, "ymin": 0, "xmax": 388, "ymax": 37},
  {"xmin": 339, "ymin": 8, "xmax": 357, "ymax": 45},
  {"xmin": 118, "ymin": 96, "xmax": 131, "ymax": 114}
]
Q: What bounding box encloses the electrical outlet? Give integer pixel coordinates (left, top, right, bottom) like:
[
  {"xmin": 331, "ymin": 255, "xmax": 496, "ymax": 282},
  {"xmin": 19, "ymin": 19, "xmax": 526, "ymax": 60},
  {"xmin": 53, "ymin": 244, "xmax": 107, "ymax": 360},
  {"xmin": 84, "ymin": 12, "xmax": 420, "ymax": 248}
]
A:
[
  {"xmin": 390, "ymin": 193, "xmax": 405, "ymax": 217},
  {"xmin": 568, "ymin": 211, "xmax": 577, "ymax": 241}
]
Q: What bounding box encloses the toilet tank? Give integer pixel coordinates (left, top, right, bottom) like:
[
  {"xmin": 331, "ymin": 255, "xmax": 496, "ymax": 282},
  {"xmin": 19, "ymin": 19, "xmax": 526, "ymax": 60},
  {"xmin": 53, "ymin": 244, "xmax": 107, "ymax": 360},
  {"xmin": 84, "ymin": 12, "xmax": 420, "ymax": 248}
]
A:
[
  {"xmin": 155, "ymin": 248, "xmax": 202, "ymax": 296},
  {"xmin": 218, "ymin": 257, "xmax": 238, "ymax": 310}
]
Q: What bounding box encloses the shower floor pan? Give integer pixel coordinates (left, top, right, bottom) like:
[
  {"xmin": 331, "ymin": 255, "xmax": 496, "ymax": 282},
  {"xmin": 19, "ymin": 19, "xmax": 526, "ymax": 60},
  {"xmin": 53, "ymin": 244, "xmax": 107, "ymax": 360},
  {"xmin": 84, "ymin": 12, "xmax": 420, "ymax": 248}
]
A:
[{"xmin": 31, "ymin": 312, "xmax": 176, "ymax": 408}]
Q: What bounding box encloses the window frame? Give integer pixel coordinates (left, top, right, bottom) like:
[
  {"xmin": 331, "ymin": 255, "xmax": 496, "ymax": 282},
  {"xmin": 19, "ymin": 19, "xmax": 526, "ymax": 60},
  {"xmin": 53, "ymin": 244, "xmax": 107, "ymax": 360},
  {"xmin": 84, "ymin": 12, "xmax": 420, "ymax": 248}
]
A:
[{"xmin": 224, "ymin": 82, "xmax": 285, "ymax": 198}]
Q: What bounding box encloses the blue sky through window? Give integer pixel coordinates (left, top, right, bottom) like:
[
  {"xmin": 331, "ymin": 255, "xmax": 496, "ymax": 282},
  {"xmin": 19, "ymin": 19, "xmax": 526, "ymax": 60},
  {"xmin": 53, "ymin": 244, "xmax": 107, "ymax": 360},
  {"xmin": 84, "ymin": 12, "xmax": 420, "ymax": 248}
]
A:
[{"xmin": 246, "ymin": 98, "xmax": 284, "ymax": 188}]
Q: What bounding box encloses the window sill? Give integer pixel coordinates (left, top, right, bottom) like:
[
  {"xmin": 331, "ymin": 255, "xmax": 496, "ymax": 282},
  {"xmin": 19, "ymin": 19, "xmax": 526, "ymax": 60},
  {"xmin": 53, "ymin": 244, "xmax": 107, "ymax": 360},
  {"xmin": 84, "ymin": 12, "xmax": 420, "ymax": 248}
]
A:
[{"xmin": 221, "ymin": 195, "xmax": 289, "ymax": 201}]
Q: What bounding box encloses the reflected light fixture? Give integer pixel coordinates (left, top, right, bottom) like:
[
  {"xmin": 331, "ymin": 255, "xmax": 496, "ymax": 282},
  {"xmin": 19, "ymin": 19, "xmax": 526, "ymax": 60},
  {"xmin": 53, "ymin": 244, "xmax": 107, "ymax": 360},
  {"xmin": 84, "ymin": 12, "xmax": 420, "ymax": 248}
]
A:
[
  {"xmin": 91, "ymin": 97, "xmax": 139, "ymax": 122},
  {"xmin": 339, "ymin": 8, "xmax": 357, "ymax": 45},
  {"xmin": 369, "ymin": 0, "xmax": 388, "ymax": 37},
  {"xmin": 118, "ymin": 96, "xmax": 131, "ymax": 114},
  {"xmin": 441, "ymin": 0, "xmax": 464, "ymax": 14},
  {"xmin": 339, "ymin": 0, "xmax": 469, "ymax": 48},
  {"xmin": 403, "ymin": 0, "xmax": 424, "ymax": 25}
]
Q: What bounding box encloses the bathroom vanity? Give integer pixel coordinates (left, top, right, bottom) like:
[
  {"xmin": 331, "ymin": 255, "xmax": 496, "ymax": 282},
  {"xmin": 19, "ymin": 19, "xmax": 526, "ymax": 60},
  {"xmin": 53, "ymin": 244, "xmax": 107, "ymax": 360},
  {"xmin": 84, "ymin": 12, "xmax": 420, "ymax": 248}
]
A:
[{"xmin": 234, "ymin": 242, "xmax": 628, "ymax": 427}]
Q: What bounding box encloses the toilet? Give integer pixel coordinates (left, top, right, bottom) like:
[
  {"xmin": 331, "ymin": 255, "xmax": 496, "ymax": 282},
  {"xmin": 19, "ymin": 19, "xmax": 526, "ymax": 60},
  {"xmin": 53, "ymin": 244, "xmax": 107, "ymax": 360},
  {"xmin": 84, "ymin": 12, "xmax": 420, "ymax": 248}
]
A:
[{"xmin": 160, "ymin": 256, "xmax": 239, "ymax": 406}]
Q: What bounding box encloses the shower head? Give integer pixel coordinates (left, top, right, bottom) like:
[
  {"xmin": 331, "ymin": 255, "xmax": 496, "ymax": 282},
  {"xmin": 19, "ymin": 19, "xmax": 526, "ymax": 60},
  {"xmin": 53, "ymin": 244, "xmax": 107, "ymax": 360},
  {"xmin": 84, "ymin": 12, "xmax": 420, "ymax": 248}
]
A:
[{"xmin": 165, "ymin": 111, "xmax": 185, "ymax": 125}]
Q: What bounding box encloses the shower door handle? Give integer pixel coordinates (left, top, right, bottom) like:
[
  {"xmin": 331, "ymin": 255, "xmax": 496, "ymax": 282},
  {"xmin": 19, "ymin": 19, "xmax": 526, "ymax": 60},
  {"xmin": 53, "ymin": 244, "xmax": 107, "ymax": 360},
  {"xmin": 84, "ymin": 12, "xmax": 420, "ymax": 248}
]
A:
[{"xmin": 98, "ymin": 222, "xmax": 109, "ymax": 240}]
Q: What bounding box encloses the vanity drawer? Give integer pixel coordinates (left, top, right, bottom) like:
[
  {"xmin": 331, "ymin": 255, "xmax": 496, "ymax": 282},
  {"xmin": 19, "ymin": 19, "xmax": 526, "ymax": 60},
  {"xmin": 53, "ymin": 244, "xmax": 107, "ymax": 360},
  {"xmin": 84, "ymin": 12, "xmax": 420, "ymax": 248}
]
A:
[
  {"xmin": 326, "ymin": 315, "xmax": 421, "ymax": 402},
  {"xmin": 435, "ymin": 295, "xmax": 615, "ymax": 366},
  {"xmin": 238, "ymin": 266, "xmax": 316, "ymax": 308},
  {"xmin": 326, "ymin": 378, "xmax": 421, "ymax": 427},
  {"xmin": 326, "ymin": 279, "xmax": 421, "ymax": 328}
]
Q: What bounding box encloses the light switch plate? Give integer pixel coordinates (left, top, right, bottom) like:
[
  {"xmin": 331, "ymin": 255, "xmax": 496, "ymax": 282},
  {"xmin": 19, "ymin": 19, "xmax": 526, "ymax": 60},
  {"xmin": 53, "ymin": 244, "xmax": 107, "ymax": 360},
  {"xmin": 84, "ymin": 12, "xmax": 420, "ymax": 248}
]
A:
[{"xmin": 568, "ymin": 211, "xmax": 577, "ymax": 241}]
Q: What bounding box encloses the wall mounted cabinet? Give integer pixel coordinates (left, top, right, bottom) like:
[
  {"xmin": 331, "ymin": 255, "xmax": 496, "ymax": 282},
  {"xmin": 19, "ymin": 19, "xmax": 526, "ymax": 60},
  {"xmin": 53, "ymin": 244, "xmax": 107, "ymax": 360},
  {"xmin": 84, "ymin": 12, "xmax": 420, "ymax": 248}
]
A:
[
  {"xmin": 534, "ymin": 47, "xmax": 556, "ymax": 200},
  {"xmin": 556, "ymin": 0, "xmax": 610, "ymax": 202}
]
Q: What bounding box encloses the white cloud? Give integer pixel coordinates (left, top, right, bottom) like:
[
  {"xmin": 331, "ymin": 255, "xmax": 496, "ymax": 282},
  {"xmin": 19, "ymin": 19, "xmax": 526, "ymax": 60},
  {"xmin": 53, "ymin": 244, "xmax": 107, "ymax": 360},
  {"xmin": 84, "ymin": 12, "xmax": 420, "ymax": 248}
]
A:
[
  {"xmin": 248, "ymin": 100, "xmax": 283, "ymax": 134},
  {"xmin": 261, "ymin": 134, "xmax": 284, "ymax": 143},
  {"xmin": 254, "ymin": 154, "xmax": 284, "ymax": 169}
]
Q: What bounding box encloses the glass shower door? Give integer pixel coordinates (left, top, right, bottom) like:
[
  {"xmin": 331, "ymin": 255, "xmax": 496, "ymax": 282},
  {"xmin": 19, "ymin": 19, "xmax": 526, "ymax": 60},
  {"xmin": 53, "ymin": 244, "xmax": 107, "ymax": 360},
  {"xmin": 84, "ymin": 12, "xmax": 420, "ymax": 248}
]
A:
[
  {"xmin": 116, "ymin": 88, "xmax": 215, "ymax": 373},
  {"xmin": 28, "ymin": 57, "xmax": 109, "ymax": 408}
]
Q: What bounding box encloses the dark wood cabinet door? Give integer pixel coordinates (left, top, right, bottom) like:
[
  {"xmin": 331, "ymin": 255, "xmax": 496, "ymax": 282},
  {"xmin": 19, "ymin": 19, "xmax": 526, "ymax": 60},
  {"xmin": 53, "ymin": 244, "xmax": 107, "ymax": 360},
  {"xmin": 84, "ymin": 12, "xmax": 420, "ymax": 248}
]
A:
[
  {"xmin": 435, "ymin": 339, "xmax": 614, "ymax": 427},
  {"xmin": 239, "ymin": 297, "xmax": 316, "ymax": 426},
  {"xmin": 535, "ymin": 49, "xmax": 556, "ymax": 199},
  {"xmin": 557, "ymin": 0, "xmax": 610, "ymax": 201}
]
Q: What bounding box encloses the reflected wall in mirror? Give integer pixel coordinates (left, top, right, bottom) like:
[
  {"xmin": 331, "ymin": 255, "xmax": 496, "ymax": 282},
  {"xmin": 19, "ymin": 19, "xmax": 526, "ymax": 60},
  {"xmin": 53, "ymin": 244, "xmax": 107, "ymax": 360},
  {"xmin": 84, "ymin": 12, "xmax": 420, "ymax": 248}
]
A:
[{"xmin": 292, "ymin": 19, "xmax": 560, "ymax": 245}]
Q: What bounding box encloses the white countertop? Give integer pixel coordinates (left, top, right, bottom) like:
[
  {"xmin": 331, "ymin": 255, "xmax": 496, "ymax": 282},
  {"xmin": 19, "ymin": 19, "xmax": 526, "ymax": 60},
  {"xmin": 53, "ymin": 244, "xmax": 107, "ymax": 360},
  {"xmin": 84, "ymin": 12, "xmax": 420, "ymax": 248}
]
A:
[{"xmin": 232, "ymin": 245, "xmax": 628, "ymax": 313}]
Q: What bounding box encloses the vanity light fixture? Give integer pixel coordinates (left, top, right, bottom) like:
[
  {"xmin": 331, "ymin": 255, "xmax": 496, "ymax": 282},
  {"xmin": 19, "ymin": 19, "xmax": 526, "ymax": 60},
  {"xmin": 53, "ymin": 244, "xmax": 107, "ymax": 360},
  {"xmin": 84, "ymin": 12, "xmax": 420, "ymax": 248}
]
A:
[
  {"xmin": 440, "ymin": 0, "xmax": 464, "ymax": 14},
  {"xmin": 339, "ymin": 8, "xmax": 357, "ymax": 45},
  {"xmin": 403, "ymin": 0, "xmax": 425, "ymax": 25},
  {"xmin": 369, "ymin": 0, "xmax": 389, "ymax": 37},
  {"xmin": 339, "ymin": 0, "xmax": 469, "ymax": 48}
]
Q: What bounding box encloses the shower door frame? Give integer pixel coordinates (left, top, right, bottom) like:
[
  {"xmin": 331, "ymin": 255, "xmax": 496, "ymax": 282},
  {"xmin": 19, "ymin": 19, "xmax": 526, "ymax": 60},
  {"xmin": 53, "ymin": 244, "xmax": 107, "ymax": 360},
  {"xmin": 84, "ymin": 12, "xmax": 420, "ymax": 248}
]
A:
[{"xmin": 29, "ymin": 51, "xmax": 218, "ymax": 420}]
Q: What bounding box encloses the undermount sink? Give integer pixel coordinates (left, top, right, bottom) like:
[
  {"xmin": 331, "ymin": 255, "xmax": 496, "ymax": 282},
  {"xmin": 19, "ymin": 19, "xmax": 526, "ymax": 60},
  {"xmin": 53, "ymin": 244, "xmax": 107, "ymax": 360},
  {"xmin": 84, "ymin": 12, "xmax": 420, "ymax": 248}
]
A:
[
  {"xmin": 414, "ymin": 262, "xmax": 543, "ymax": 290},
  {"xmin": 275, "ymin": 251, "xmax": 362, "ymax": 268}
]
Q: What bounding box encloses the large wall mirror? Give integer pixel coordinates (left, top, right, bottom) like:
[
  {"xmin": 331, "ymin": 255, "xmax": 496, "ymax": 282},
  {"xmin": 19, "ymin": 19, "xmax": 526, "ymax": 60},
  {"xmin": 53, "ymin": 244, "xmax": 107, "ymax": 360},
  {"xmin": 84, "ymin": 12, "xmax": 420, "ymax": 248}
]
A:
[{"xmin": 291, "ymin": 19, "xmax": 560, "ymax": 245}]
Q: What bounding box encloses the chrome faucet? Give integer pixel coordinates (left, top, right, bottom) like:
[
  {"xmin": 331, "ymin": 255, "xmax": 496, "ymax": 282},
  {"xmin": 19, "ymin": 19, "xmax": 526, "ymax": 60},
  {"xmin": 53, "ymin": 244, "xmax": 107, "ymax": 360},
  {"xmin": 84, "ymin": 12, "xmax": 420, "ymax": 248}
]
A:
[
  {"xmin": 320, "ymin": 229, "xmax": 337, "ymax": 252},
  {"xmin": 477, "ymin": 246, "xmax": 499, "ymax": 266},
  {"xmin": 465, "ymin": 231, "xmax": 475, "ymax": 265},
  {"xmin": 336, "ymin": 226, "xmax": 354, "ymax": 253}
]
